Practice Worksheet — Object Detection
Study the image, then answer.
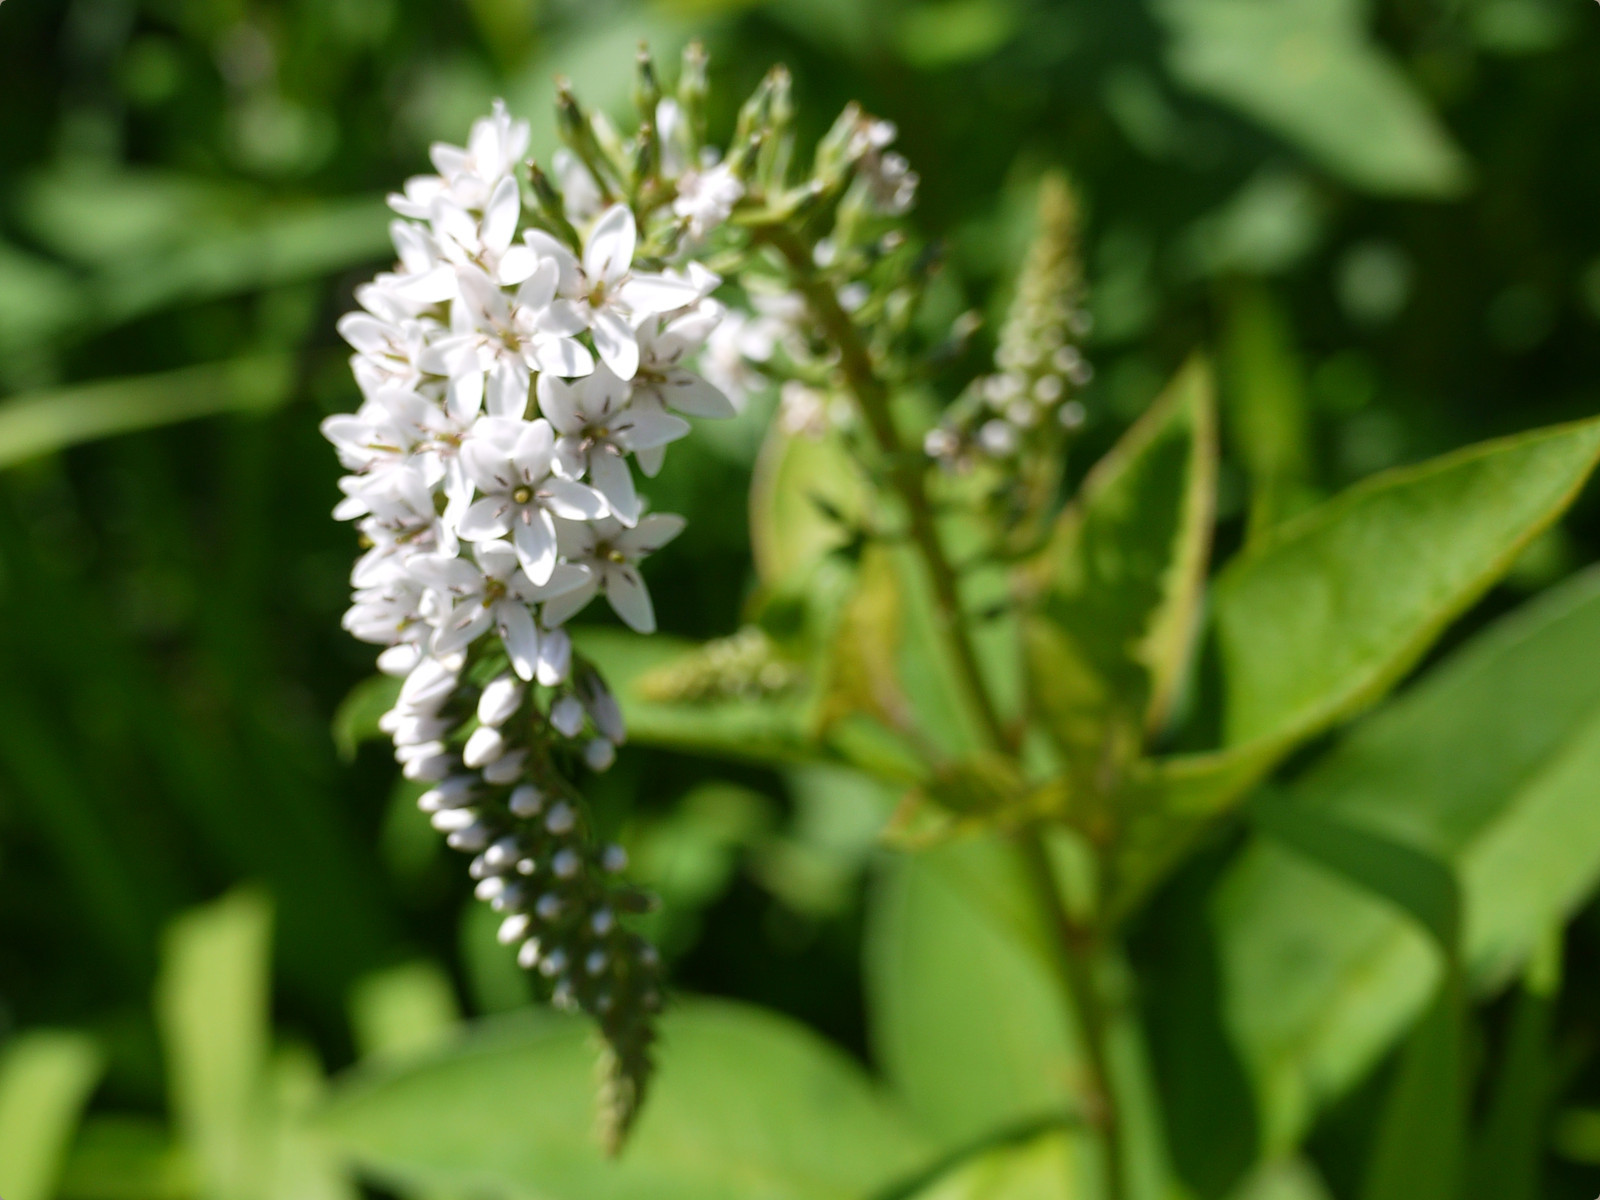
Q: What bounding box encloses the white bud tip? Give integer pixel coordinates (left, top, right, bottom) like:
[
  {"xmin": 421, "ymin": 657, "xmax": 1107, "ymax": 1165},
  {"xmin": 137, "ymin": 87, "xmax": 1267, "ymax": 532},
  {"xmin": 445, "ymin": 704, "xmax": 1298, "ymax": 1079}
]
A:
[
  {"xmin": 508, "ymin": 785, "xmax": 544, "ymax": 818},
  {"xmin": 545, "ymin": 802, "xmax": 577, "ymax": 835},
  {"xmin": 552, "ymin": 848, "xmax": 582, "ymax": 879},
  {"xmin": 601, "ymin": 843, "xmax": 629, "ymax": 873},
  {"xmin": 498, "ymin": 913, "xmax": 531, "ymax": 944}
]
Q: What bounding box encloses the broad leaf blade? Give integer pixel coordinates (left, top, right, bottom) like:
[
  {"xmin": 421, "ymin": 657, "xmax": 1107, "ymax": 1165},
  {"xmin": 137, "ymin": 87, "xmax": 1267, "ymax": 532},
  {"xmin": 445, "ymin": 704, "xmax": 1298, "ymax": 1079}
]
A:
[
  {"xmin": 1154, "ymin": 0, "xmax": 1471, "ymax": 197},
  {"xmin": 318, "ymin": 999, "xmax": 932, "ymax": 1200},
  {"xmin": 1216, "ymin": 416, "xmax": 1600, "ymax": 747},
  {"xmin": 1025, "ymin": 355, "xmax": 1217, "ymax": 753},
  {"xmin": 0, "ymin": 1030, "xmax": 104, "ymax": 1200},
  {"xmin": 895, "ymin": 1130, "xmax": 1084, "ymax": 1200},
  {"xmin": 155, "ymin": 889, "xmax": 274, "ymax": 1200},
  {"xmin": 1216, "ymin": 566, "xmax": 1600, "ymax": 1150}
]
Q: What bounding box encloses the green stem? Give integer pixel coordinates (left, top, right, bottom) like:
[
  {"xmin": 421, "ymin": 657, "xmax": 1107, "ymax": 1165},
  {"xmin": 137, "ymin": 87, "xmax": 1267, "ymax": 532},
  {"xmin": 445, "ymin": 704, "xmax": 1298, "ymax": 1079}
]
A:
[
  {"xmin": 753, "ymin": 223, "xmax": 1011, "ymax": 754},
  {"xmin": 755, "ymin": 219, "xmax": 1127, "ymax": 1200},
  {"xmin": 1016, "ymin": 829, "xmax": 1128, "ymax": 1200}
]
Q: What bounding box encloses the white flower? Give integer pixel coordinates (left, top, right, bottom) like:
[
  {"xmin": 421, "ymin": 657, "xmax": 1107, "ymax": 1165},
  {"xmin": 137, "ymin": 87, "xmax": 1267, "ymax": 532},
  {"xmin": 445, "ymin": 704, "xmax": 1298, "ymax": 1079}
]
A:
[
  {"xmin": 456, "ymin": 417, "xmax": 608, "ymax": 584},
  {"xmin": 529, "ymin": 205, "xmax": 708, "ymax": 381},
  {"xmin": 540, "ymin": 514, "xmax": 685, "ymax": 634},
  {"xmin": 673, "ymin": 163, "xmax": 744, "ymax": 238},
  {"xmin": 410, "ymin": 542, "xmax": 590, "ymax": 681},
  {"xmin": 537, "ymin": 366, "xmax": 689, "ymax": 525},
  {"xmin": 632, "ymin": 307, "xmax": 737, "ymax": 421}
]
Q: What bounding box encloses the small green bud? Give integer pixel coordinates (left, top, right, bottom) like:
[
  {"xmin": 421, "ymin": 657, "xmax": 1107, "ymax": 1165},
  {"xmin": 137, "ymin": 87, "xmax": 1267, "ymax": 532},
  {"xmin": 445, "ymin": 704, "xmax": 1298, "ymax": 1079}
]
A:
[
  {"xmin": 633, "ymin": 43, "xmax": 662, "ymax": 121},
  {"xmin": 679, "ymin": 41, "xmax": 708, "ymax": 153}
]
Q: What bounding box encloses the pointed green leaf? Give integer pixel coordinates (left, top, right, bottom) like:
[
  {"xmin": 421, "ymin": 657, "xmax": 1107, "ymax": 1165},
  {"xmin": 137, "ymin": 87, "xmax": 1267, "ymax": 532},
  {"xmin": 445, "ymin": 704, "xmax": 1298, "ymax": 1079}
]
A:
[
  {"xmin": 317, "ymin": 1000, "xmax": 932, "ymax": 1200},
  {"xmin": 749, "ymin": 419, "xmax": 869, "ymax": 588},
  {"xmin": 1025, "ymin": 356, "xmax": 1217, "ymax": 754},
  {"xmin": 155, "ymin": 889, "xmax": 274, "ymax": 1200},
  {"xmin": 895, "ymin": 1130, "xmax": 1083, "ymax": 1200},
  {"xmin": 1154, "ymin": 0, "xmax": 1471, "ymax": 197},
  {"xmin": 1358, "ymin": 981, "xmax": 1468, "ymax": 1200},
  {"xmin": 0, "ymin": 1030, "xmax": 104, "ymax": 1200},
  {"xmin": 864, "ymin": 837, "xmax": 1078, "ymax": 1147},
  {"xmin": 1216, "ymin": 416, "xmax": 1600, "ymax": 747},
  {"xmin": 1216, "ymin": 566, "xmax": 1600, "ymax": 1150},
  {"xmin": 0, "ymin": 356, "xmax": 296, "ymax": 470},
  {"xmin": 349, "ymin": 962, "xmax": 461, "ymax": 1063}
]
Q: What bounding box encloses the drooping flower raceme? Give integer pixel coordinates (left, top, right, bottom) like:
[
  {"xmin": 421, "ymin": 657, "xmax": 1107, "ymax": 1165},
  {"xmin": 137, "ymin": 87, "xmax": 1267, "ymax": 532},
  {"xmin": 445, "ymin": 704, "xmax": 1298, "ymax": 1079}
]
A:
[{"xmin": 324, "ymin": 95, "xmax": 735, "ymax": 1146}]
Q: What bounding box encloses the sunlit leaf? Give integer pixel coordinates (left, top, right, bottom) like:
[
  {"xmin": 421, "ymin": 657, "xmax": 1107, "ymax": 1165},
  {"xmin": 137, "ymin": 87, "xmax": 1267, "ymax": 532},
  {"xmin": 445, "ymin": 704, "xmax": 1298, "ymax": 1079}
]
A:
[
  {"xmin": 348, "ymin": 962, "xmax": 462, "ymax": 1063},
  {"xmin": 896, "ymin": 1130, "xmax": 1083, "ymax": 1200},
  {"xmin": 1215, "ymin": 416, "xmax": 1600, "ymax": 747},
  {"xmin": 1216, "ymin": 567, "xmax": 1600, "ymax": 1150},
  {"xmin": 0, "ymin": 355, "xmax": 296, "ymax": 470},
  {"xmin": 0, "ymin": 1030, "xmax": 104, "ymax": 1200},
  {"xmin": 1023, "ymin": 354, "xmax": 1216, "ymax": 760},
  {"xmin": 318, "ymin": 1000, "xmax": 933, "ymax": 1200},
  {"xmin": 1154, "ymin": 0, "xmax": 1471, "ymax": 196},
  {"xmin": 332, "ymin": 674, "xmax": 402, "ymax": 764},
  {"xmin": 155, "ymin": 889, "xmax": 274, "ymax": 1200},
  {"xmin": 749, "ymin": 419, "xmax": 869, "ymax": 589}
]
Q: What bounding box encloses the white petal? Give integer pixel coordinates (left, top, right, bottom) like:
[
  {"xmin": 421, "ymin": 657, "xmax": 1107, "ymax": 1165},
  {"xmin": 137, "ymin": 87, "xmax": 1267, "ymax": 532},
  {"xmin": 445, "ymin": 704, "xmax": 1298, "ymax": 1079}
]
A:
[
  {"xmin": 591, "ymin": 308, "xmax": 639, "ymax": 381},
  {"xmin": 527, "ymin": 334, "xmax": 594, "ymax": 378},
  {"xmin": 617, "ymin": 406, "xmax": 691, "ymax": 451},
  {"xmin": 485, "ymin": 359, "xmax": 530, "ymax": 419},
  {"xmin": 455, "ymin": 264, "xmax": 510, "ymax": 329},
  {"xmin": 516, "ymin": 560, "xmax": 592, "ymax": 601},
  {"xmin": 532, "ymin": 299, "xmax": 590, "ymax": 337},
  {"xmin": 584, "ymin": 204, "xmax": 636, "ymax": 285},
  {"xmin": 447, "ymin": 369, "xmax": 485, "ymax": 421},
  {"xmin": 542, "ymin": 476, "xmax": 610, "ymax": 521},
  {"xmin": 538, "ymin": 577, "xmax": 597, "ymax": 629},
  {"xmin": 494, "ymin": 601, "xmax": 541, "ymax": 681},
  {"xmin": 660, "ymin": 367, "xmax": 736, "ymax": 418},
  {"xmin": 337, "ymin": 313, "xmax": 390, "ymax": 354},
  {"xmin": 512, "ymin": 418, "xmax": 557, "ymax": 479},
  {"xmin": 513, "ymin": 508, "xmax": 558, "ymax": 585},
  {"xmin": 498, "ymin": 243, "xmax": 540, "ymax": 286},
  {"xmin": 534, "ymin": 374, "xmax": 583, "ymax": 435},
  {"xmin": 513, "ymin": 258, "xmax": 558, "ymax": 310},
  {"xmin": 633, "ymin": 443, "xmax": 666, "ymax": 477},
  {"xmin": 456, "ymin": 496, "xmax": 512, "ymax": 541},
  {"xmin": 524, "ymin": 230, "xmax": 581, "ymax": 293},
  {"xmin": 395, "ymin": 266, "xmax": 459, "ymax": 305},
  {"xmin": 460, "ymin": 439, "xmax": 514, "ymax": 493},
  {"xmin": 587, "ymin": 450, "xmax": 639, "ymax": 526},
  {"xmin": 433, "ymin": 602, "xmax": 494, "ymax": 654},
  {"xmin": 621, "ymin": 511, "xmax": 687, "ymax": 555},
  {"xmin": 482, "ymin": 175, "xmax": 520, "ymax": 256},
  {"xmin": 618, "ymin": 272, "xmax": 704, "ymax": 315},
  {"xmin": 603, "ymin": 564, "xmax": 655, "ymax": 633},
  {"xmin": 536, "ymin": 627, "xmax": 572, "ymax": 685},
  {"xmin": 473, "ymin": 539, "xmax": 522, "ymax": 582}
]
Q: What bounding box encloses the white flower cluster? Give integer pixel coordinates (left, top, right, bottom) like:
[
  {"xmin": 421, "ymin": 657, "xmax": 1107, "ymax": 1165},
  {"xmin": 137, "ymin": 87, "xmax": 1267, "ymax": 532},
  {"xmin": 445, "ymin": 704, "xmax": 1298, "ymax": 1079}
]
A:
[{"xmin": 325, "ymin": 102, "xmax": 735, "ymax": 707}]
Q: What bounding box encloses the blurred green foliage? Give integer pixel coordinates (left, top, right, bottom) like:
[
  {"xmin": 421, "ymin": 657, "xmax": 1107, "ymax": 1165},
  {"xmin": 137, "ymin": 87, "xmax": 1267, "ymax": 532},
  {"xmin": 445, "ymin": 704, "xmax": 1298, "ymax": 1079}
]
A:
[{"xmin": 5, "ymin": 0, "xmax": 1600, "ymax": 1197}]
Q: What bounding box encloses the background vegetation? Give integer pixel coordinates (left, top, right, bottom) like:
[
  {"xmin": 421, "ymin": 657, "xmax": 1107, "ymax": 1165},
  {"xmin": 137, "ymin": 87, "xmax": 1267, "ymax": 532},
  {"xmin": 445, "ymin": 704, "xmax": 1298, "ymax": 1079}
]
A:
[{"xmin": 4, "ymin": 0, "xmax": 1600, "ymax": 1197}]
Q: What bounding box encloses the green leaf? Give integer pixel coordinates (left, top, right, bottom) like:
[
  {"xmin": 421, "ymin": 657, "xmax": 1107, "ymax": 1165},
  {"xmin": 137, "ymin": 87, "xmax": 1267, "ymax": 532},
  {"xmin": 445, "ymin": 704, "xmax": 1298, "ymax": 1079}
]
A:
[
  {"xmin": 1464, "ymin": 933, "xmax": 1559, "ymax": 1200},
  {"xmin": 1358, "ymin": 981, "xmax": 1468, "ymax": 1200},
  {"xmin": 1249, "ymin": 791, "xmax": 1462, "ymax": 958},
  {"xmin": 265, "ymin": 1045, "xmax": 361, "ymax": 1200},
  {"xmin": 1220, "ymin": 282, "xmax": 1318, "ymax": 543},
  {"xmin": 1154, "ymin": 0, "xmax": 1471, "ymax": 197},
  {"xmin": 1215, "ymin": 566, "xmax": 1600, "ymax": 1150},
  {"xmin": 573, "ymin": 628, "xmax": 825, "ymax": 768},
  {"xmin": 0, "ymin": 356, "xmax": 297, "ymax": 470},
  {"xmin": 317, "ymin": 999, "xmax": 933, "ymax": 1200},
  {"xmin": 894, "ymin": 1130, "xmax": 1082, "ymax": 1200},
  {"xmin": 1228, "ymin": 1159, "xmax": 1333, "ymax": 1200},
  {"xmin": 155, "ymin": 889, "xmax": 274, "ymax": 1200},
  {"xmin": 749, "ymin": 418, "xmax": 869, "ymax": 589},
  {"xmin": 348, "ymin": 962, "xmax": 462, "ymax": 1063},
  {"xmin": 58, "ymin": 1116, "xmax": 195, "ymax": 1200},
  {"xmin": 1215, "ymin": 416, "xmax": 1600, "ymax": 748},
  {"xmin": 0, "ymin": 1030, "xmax": 104, "ymax": 1200},
  {"xmin": 332, "ymin": 674, "xmax": 403, "ymax": 763},
  {"xmin": 1024, "ymin": 355, "xmax": 1217, "ymax": 757},
  {"xmin": 865, "ymin": 837, "xmax": 1078, "ymax": 1147}
]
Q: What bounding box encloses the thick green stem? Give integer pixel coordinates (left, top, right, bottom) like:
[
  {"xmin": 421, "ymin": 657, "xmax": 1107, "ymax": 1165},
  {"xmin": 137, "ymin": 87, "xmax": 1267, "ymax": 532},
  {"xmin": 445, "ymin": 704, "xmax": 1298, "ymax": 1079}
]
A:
[
  {"xmin": 756, "ymin": 219, "xmax": 1127, "ymax": 1200},
  {"xmin": 753, "ymin": 223, "xmax": 1011, "ymax": 755},
  {"xmin": 1016, "ymin": 829, "xmax": 1128, "ymax": 1200}
]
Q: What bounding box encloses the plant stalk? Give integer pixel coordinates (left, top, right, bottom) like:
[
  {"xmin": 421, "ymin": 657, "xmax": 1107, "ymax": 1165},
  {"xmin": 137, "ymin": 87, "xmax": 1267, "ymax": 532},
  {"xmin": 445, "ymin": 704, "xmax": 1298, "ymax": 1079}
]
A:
[
  {"xmin": 753, "ymin": 223, "xmax": 1011, "ymax": 755},
  {"xmin": 758, "ymin": 219, "xmax": 1127, "ymax": 1200}
]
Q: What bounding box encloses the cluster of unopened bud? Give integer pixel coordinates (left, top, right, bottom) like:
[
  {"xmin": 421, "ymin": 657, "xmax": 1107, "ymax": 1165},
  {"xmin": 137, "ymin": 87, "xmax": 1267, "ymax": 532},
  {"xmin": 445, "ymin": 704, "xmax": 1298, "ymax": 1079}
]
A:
[
  {"xmin": 636, "ymin": 625, "xmax": 803, "ymax": 704},
  {"xmin": 925, "ymin": 173, "xmax": 1091, "ymax": 471},
  {"xmin": 383, "ymin": 651, "xmax": 661, "ymax": 1148}
]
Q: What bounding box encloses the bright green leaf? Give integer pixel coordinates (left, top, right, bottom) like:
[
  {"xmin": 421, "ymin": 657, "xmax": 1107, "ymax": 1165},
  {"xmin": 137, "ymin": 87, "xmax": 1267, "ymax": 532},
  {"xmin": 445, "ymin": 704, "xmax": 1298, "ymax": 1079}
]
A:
[
  {"xmin": 1216, "ymin": 567, "xmax": 1600, "ymax": 1150},
  {"xmin": 266, "ymin": 1045, "xmax": 361, "ymax": 1200},
  {"xmin": 332, "ymin": 674, "xmax": 403, "ymax": 763},
  {"xmin": 0, "ymin": 1030, "xmax": 104, "ymax": 1200},
  {"xmin": 1154, "ymin": 0, "xmax": 1471, "ymax": 196},
  {"xmin": 318, "ymin": 999, "xmax": 933, "ymax": 1200},
  {"xmin": 1024, "ymin": 354, "xmax": 1216, "ymax": 757},
  {"xmin": 0, "ymin": 356, "xmax": 296, "ymax": 470},
  {"xmin": 1215, "ymin": 416, "xmax": 1600, "ymax": 747},
  {"xmin": 349, "ymin": 962, "xmax": 461, "ymax": 1063},
  {"xmin": 749, "ymin": 418, "xmax": 868, "ymax": 589},
  {"xmin": 58, "ymin": 1116, "xmax": 195, "ymax": 1200},
  {"xmin": 155, "ymin": 889, "xmax": 274, "ymax": 1200},
  {"xmin": 1358, "ymin": 981, "xmax": 1468, "ymax": 1200},
  {"xmin": 865, "ymin": 837, "xmax": 1078, "ymax": 1147},
  {"xmin": 897, "ymin": 1130, "xmax": 1083, "ymax": 1200}
]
